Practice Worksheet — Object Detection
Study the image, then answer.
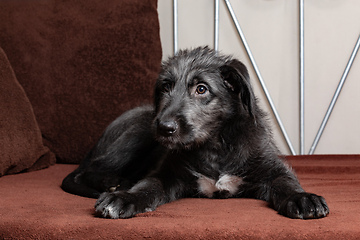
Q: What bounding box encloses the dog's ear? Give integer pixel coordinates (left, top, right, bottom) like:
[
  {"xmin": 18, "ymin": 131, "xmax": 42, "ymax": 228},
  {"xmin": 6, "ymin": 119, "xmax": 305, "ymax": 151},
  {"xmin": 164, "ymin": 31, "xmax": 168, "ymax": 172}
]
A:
[{"xmin": 220, "ymin": 59, "xmax": 255, "ymax": 117}]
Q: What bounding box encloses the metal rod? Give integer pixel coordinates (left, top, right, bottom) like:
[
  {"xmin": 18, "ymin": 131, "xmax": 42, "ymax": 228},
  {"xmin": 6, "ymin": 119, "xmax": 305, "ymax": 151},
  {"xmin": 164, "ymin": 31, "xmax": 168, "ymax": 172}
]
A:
[
  {"xmin": 299, "ymin": 0, "xmax": 305, "ymax": 154},
  {"xmin": 173, "ymin": 0, "xmax": 178, "ymax": 55},
  {"xmin": 223, "ymin": 0, "xmax": 296, "ymax": 155},
  {"xmin": 214, "ymin": 0, "xmax": 220, "ymax": 51},
  {"xmin": 309, "ymin": 34, "xmax": 360, "ymax": 154}
]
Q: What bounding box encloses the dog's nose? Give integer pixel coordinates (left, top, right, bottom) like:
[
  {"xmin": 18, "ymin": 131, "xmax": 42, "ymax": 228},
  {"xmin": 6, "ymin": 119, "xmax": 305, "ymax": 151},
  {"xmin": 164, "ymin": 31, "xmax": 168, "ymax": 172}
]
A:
[{"xmin": 157, "ymin": 120, "xmax": 178, "ymax": 136}]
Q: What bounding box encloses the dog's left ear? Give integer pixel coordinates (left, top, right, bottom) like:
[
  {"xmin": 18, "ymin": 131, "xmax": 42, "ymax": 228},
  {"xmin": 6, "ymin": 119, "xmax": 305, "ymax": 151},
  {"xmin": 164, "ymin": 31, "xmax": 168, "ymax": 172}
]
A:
[{"xmin": 220, "ymin": 59, "xmax": 255, "ymax": 117}]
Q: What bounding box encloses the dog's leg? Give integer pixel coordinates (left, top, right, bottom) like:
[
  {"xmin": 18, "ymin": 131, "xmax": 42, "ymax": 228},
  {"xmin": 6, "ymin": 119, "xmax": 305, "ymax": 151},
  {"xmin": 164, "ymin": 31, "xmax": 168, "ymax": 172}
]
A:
[
  {"xmin": 269, "ymin": 174, "xmax": 329, "ymax": 219},
  {"xmin": 94, "ymin": 177, "xmax": 167, "ymax": 219},
  {"xmin": 95, "ymin": 160, "xmax": 193, "ymax": 219}
]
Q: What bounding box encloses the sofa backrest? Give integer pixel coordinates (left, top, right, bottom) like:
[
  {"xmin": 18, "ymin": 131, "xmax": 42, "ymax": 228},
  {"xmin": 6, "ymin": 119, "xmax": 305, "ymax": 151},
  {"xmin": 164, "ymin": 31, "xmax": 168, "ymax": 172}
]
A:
[{"xmin": 0, "ymin": 0, "xmax": 162, "ymax": 164}]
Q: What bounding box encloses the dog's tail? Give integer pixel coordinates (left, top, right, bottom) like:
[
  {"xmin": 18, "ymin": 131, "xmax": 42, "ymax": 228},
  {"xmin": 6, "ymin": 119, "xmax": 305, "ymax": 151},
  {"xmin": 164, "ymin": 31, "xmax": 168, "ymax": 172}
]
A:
[{"xmin": 61, "ymin": 168, "xmax": 100, "ymax": 199}]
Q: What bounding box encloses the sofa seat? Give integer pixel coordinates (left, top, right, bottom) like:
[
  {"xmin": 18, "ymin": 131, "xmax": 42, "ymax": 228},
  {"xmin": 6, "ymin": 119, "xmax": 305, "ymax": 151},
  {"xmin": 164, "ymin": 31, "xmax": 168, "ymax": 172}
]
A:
[{"xmin": 1, "ymin": 155, "xmax": 359, "ymax": 239}]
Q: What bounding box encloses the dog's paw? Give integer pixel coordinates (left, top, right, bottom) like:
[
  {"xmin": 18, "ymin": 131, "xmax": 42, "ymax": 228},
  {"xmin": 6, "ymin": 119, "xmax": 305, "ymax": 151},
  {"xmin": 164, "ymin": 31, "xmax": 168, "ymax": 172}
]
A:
[
  {"xmin": 95, "ymin": 191, "xmax": 145, "ymax": 219},
  {"xmin": 278, "ymin": 192, "xmax": 329, "ymax": 219}
]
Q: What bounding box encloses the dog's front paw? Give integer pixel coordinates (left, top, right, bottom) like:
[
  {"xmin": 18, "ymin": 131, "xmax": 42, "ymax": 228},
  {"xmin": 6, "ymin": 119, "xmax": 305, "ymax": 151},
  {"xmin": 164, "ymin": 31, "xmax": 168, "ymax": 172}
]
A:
[
  {"xmin": 278, "ymin": 192, "xmax": 329, "ymax": 219},
  {"xmin": 95, "ymin": 191, "xmax": 144, "ymax": 219}
]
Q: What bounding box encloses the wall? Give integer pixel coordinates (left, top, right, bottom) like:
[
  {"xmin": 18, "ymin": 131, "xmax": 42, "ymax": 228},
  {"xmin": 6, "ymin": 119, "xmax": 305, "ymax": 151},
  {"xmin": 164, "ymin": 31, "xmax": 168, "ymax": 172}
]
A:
[{"xmin": 158, "ymin": 0, "xmax": 360, "ymax": 155}]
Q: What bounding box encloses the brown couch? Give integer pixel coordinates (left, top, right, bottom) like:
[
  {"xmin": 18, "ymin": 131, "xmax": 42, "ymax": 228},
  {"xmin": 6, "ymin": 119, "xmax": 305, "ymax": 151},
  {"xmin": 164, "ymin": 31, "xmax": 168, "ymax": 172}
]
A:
[{"xmin": 1, "ymin": 1, "xmax": 360, "ymax": 239}]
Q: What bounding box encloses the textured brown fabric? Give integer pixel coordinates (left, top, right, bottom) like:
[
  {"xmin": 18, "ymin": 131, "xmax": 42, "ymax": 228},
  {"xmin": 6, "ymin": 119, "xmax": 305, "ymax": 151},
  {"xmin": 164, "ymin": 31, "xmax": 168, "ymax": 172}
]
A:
[
  {"xmin": 0, "ymin": 47, "xmax": 55, "ymax": 177},
  {"xmin": 0, "ymin": 155, "xmax": 359, "ymax": 239},
  {"xmin": 0, "ymin": 0, "xmax": 162, "ymax": 163}
]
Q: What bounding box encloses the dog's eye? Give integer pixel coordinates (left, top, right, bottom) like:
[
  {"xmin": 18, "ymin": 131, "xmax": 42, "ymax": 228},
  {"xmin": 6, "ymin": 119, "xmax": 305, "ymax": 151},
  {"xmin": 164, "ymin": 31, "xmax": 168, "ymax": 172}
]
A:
[
  {"xmin": 162, "ymin": 82, "xmax": 173, "ymax": 92},
  {"xmin": 196, "ymin": 85, "xmax": 207, "ymax": 95}
]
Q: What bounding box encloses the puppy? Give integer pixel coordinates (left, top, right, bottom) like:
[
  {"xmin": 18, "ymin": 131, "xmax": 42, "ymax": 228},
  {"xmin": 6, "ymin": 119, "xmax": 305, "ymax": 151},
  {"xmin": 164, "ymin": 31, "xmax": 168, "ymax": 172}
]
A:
[{"xmin": 62, "ymin": 46, "xmax": 329, "ymax": 219}]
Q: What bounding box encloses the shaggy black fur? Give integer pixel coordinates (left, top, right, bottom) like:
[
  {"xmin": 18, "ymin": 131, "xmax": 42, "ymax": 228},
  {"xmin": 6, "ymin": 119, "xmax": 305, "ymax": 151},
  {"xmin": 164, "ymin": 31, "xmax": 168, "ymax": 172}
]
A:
[{"xmin": 62, "ymin": 47, "xmax": 329, "ymax": 219}]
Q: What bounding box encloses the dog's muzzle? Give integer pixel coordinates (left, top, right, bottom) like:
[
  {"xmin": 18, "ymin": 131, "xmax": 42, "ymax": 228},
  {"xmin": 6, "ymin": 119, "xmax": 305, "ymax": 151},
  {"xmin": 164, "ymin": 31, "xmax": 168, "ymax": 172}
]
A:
[{"xmin": 157, "ymin": 120, "xmax": 178, "ymax": 137}]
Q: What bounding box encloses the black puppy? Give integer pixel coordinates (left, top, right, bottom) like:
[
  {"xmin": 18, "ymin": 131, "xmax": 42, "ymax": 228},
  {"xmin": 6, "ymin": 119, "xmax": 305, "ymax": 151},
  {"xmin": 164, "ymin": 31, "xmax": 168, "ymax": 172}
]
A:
[{"xmin": 62, "ymin": 47, "xmax": 329, "ymax": 219}]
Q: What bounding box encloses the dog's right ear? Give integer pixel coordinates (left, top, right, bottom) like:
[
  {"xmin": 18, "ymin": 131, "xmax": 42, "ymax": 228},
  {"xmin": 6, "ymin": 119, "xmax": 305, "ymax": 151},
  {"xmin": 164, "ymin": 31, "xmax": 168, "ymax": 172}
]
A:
[
  {"xmin": 220, "ymin": 59, "xmax": 255, "ymax": 118},
  {"xmin": 154, "ymin": 77, "xmax": 165, "ymax": 113}
]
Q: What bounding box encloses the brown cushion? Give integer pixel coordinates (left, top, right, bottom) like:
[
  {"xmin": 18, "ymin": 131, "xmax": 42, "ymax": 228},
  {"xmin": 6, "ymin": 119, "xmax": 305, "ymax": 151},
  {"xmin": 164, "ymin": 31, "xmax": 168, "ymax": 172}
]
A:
[
  {"xmin": 0, "ymin": 155, "xmax": 360, "ymax": 238},
  {"xmin": 0, "ymin": 0, "xmax": 162, "ymax": 163},
  {"xmin": 0, "ymin": 47, "xmax": 55, "ymax": 177}
]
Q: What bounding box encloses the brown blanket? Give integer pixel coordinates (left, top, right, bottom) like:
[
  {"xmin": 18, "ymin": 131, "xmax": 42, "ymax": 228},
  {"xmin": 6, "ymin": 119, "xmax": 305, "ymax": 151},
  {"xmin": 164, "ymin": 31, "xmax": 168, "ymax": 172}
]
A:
[{"xmin": 0, "ymin": 155, "xmax": 359, "ymax": 239}]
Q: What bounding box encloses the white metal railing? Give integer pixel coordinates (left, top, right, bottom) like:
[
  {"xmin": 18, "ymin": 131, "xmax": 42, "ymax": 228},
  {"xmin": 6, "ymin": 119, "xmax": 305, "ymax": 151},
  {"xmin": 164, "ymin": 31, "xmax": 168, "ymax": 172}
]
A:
[{"xmin": 172, "ymin": 0, "xmax": 359, "ymax": 155}]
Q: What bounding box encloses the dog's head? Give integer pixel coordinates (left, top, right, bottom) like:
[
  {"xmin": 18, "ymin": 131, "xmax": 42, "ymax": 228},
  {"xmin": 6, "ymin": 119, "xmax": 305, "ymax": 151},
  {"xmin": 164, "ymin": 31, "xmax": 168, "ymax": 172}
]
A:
[{"xmin": 153, "ymin": 46, "xmax": 256, "ymax": 149}]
